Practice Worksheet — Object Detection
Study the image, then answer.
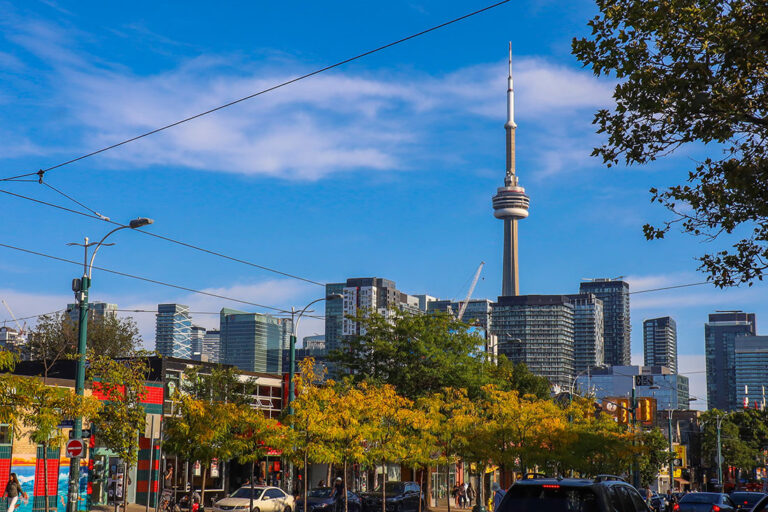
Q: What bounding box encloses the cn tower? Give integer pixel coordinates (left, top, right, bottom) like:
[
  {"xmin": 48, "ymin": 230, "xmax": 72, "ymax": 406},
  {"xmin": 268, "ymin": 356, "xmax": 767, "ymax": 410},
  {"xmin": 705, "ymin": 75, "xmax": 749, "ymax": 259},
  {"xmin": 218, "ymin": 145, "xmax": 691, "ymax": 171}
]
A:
[{"xmin": 492, "ymin": 43, "xmax": 530, "ymax": 297}]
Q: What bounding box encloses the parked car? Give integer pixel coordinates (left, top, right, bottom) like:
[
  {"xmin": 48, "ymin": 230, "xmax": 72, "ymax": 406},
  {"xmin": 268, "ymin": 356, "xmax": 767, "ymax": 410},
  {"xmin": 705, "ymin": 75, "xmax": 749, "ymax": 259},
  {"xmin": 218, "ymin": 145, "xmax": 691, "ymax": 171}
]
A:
[
  {"xmin": 673, "ymin": 493, "xmax": 735, "ymax": 512},
  {"xmin": 295, "ymin": 488, "xmax": 362, "ymax": 512},
  {"xmin": 212, "ymin": 486, "xmax": 294, "ymax": 512},
  {"xmin": 730, "ymin": 492, "xmax": 767, "ymax": 512},
  {"xmin": 497, "ymin": 475, "xmax": 651, "ymax": 512},
  {"xmin": 360, "ymin": 482, "xmax": 423, "ymax": 512}
]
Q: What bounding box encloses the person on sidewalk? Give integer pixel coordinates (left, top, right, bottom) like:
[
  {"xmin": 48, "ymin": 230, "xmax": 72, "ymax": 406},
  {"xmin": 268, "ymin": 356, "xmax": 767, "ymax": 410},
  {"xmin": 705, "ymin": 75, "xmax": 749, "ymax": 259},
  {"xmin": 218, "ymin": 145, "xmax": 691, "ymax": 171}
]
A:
[{"xmin": 3, "ymin": 474, "xmax": 27, "ymax": 512}]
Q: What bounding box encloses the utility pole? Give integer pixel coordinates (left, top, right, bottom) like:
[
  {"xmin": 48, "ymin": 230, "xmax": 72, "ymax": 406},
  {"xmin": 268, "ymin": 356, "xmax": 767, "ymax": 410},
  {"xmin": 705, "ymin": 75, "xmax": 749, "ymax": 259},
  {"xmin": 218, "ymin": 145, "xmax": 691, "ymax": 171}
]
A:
[
  {"xmin": 66, "ymin": 239, "xmax": 91, "ymax": 512},
  {"xmin": 716, "ymin": 413, "xmax": 725, "ymax": 489},
  {"xmin": 631, "ymin": 382, "xmax": 640, "ymax": 488}
]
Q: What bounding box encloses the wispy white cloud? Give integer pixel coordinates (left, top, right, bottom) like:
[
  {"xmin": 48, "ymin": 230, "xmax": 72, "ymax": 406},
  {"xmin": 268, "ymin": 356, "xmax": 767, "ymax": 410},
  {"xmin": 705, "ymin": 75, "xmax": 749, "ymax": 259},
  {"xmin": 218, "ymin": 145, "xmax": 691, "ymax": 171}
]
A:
[{"xmin": 2, "ymin": 16, "xmax": 615, "ymax": 181}]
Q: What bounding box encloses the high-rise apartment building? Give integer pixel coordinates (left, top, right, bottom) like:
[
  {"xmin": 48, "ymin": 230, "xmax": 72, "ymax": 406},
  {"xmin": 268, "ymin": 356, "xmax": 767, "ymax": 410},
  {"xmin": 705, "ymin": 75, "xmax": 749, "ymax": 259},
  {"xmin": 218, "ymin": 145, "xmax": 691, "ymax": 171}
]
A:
[
  {"xmin": 565, "ymin": 294, "xmax": 604, "ymax": 374},
  {"xmin": 220, "ymin": 308, "xmax": 292, "ymax": 373},
  {"xmin": 190, "ymin": 325, "xmax": 206, "ymax": 361},
  {"xmin": 491, "ymin": 295, "xmax": 575, "ymax": 388},
  {"xmin": 155, "ymin": 304, "xmax": 192, "ymax": 359},
  {"xmin": 578, "ymin": 279, "xmax": 631, "ymax": 366},
  {"xmin": 202, "ymin": 329, "xmax": 221, "ymax": 363},
  {"xmin": 735, "ymin": 335, "xmax": 768, "ymax": 409},
  {"xmin": 644, "ymin": 316, "xmax": 678, "ymax": 373},
  {"xmin": 66, "ymin": 302, "xmax": 118, "ymax": 325},
  {"xmin": 705, "ymin": 311, "xmax": 756, "ymax": 411},
  {"xmin": 325, "ymin": 277, "xmax": 421, "ymax": 352}
]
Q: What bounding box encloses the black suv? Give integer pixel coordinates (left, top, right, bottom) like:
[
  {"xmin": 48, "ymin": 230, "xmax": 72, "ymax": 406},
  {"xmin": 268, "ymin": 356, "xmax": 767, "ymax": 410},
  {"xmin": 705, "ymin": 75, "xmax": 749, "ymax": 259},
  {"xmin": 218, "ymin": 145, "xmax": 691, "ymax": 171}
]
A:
[{"xmin": 497, "ymin": 476, "xmax": 652, "ymax": 512}]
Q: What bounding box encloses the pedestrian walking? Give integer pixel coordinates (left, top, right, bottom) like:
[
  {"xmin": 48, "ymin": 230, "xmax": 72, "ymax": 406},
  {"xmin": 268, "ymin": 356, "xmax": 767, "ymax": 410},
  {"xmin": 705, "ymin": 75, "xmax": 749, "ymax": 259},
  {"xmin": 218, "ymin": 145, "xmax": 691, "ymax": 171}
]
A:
[
  {"xmin": 466, "ymin": 483, "xmax": 476, "ymax": 508},
  {"xmin": 491, "ymin": 482, "xmax": 505, "ymax": 512},
  {"xmin": 3, "ymin": 474, "xmax": 27, "ymax": 512},
  {"xmin": 452, "ymin": 483, "xmax": 460, "ymax": 507}
]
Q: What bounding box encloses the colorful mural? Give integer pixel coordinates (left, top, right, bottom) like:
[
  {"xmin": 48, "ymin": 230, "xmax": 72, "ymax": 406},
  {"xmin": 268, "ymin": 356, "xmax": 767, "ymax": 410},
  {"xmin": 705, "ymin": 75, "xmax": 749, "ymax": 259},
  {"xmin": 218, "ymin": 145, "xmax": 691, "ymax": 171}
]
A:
[
  {"xmin": 9, "ymin": 457, "xmax": 88, "ymax": 512},
  {"xmin": 10, "ymin": 458, "xmax": 35, "ymax": 512}
]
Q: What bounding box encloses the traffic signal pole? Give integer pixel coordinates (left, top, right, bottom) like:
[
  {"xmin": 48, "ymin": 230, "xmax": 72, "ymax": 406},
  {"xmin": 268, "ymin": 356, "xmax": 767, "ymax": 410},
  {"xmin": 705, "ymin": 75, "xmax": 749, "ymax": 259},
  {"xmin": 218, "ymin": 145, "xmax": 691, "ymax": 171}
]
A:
[
  {"xmin": 631, "ymin": 384, "xmax": 640, "ymax": 488},
  {"xmin": 668, "ymin": 411, "xmax": 674, "ymax": 492}
]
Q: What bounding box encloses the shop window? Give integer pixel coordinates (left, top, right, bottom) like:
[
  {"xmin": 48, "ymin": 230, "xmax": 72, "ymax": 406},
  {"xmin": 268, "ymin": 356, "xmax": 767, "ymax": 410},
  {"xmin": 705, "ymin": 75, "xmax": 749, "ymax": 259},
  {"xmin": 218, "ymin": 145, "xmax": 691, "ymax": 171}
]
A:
[{"xmin": 0, "ymin": 425, "xmax": 11, "ymax": 445}]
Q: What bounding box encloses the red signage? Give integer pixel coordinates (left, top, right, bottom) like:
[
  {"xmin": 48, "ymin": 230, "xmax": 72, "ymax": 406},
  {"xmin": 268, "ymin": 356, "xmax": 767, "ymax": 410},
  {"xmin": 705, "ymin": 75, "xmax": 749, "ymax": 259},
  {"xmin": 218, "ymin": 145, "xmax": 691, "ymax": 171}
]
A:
[{"xmin": 66, "ymin": 439, "xmax": 85, "ymax": 458}]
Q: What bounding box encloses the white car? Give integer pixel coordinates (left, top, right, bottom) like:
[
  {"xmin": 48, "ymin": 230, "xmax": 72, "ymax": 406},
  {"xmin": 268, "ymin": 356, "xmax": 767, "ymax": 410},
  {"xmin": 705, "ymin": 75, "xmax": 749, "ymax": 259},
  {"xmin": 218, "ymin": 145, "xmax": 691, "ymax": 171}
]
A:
[{"xmin": 213, "ymin": 486, "xmax": 294, "ymax": 512}]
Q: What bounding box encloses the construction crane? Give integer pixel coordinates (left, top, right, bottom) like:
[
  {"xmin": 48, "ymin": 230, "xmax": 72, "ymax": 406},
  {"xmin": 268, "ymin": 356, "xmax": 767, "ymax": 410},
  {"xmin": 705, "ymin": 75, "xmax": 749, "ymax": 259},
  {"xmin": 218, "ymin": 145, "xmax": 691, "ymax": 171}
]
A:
[
  {"xmin": 1, "ymin": 299, "xmax": 25, "ymax": 336},
  {"xmin": 457, "ymin": 261, "xmax": 484, "ymax": 322}
]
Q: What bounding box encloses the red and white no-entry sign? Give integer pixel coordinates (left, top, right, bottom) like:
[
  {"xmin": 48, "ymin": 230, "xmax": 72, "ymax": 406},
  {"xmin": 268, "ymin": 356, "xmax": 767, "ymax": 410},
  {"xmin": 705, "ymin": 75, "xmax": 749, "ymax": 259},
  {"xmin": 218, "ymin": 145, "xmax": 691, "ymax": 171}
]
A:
[{"xmin": 66, "ymin": 439, "xmax": 85, "ymax": 458}]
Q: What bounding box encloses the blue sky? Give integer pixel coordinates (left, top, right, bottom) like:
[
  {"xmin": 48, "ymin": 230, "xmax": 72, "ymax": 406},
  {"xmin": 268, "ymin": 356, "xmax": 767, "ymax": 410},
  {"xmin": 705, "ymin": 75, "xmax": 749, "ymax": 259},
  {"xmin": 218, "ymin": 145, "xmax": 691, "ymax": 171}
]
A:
[{"xmin": 1, "ymin": 0, "xmax": 765, "ymax": 408}]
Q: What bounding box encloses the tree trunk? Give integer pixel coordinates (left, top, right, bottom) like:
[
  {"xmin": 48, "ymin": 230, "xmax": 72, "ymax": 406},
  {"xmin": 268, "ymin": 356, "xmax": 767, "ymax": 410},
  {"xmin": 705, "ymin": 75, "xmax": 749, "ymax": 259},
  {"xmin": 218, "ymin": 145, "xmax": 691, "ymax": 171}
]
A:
[
  {"xmin": 327, "ymin": 464, "xmax": 333, "ymax": 488},
  {"xmin": 343, "ymin": 458, "xmax": 349, "ymax": 512},
  {"xmin": 425, "ymin": 466, "xmax": 432, "ymax": 512},
  {"xmin": 124, "ymin": 463, "xmax": 130, "ymax": 512},
  {"xmin": 446, "ymin": 464, "xmax": 451, "ymax": 512},
  {"xmin": 479, "ymin": 465, "xmax": 486, "ymax": 509},
  {"xmin": 381, "ymin": 461, "xmax": 386, "ymax": 512},
  {"xmin": 418, "ymin": 467, "xmax": 424, "ymax": 512},
  {"xmin": 201, "ymin": 463, "xmax": 208, "ymax": 511},
  {"xmin": 303, "ymin": 450, "xmax": 309, "ymax": 512}
]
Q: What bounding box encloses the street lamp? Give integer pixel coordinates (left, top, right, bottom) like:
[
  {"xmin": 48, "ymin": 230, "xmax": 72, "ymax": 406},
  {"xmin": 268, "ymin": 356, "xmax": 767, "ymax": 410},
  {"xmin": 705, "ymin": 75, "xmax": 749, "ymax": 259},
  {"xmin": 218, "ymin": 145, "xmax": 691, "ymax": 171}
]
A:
[
  {"xmin": 66, "ymin": 217, "xmax": 153, "ymax": 512},
  {"xmin": 287, "ymin": 293, "xmax": 343, "ymax": 415}
]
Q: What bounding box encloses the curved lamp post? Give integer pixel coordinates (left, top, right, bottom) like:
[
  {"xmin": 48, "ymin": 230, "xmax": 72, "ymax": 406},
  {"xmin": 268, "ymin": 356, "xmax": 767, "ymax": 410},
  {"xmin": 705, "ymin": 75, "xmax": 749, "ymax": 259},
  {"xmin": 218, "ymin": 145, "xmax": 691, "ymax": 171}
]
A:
[{"xmin": 66, "ymin": 217, "xmax": 153, "ymax": 512}]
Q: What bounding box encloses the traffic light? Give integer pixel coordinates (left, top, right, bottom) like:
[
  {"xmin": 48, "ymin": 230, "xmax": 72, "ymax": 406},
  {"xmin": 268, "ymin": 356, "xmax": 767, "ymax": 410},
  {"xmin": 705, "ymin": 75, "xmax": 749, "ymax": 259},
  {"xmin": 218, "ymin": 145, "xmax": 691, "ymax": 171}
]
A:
[
  {"xmin": 616, "ymin": 398, "xmax": 630, "ymax": 424},
  {"xmin": 637, "ymin": 398, "xmax": 656, "ymax": 424}
]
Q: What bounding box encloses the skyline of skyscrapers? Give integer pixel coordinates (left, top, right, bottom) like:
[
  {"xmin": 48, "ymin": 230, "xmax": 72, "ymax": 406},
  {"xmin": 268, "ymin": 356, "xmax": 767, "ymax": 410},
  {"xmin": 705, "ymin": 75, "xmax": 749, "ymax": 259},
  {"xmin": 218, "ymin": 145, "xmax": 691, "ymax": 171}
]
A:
[
  {"xmin": 644, "ymin": 316, "xmax": 678, "ymax": 373},
  {"xmin": 705, "ymin": 311, "xmax": 756, "ymax": 410},
  {"xmin": 155, "ymin": 303, "xmax": 192, "ymax": 359},
  {"xmin": 579, "ymin": 278, "xmax": 631, "ymax": 367}
]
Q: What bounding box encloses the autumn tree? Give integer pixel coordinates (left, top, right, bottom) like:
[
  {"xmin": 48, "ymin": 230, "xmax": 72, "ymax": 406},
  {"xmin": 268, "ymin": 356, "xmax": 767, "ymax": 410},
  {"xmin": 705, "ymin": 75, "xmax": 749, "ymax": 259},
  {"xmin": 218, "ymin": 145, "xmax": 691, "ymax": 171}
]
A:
[
  {"xmin": 360, "ymin": 383, "xmax": 415, "ymax": 512},
  {"xmin": 164, "ymin": 394, "xmax": 239, "ymax": 509},
  {"xmin": 89, "ymin": 353, "xmax": 152, "ymax": 512},
  {"xmin": 419, "ymin": 389, "xmax": 477, "ymax": 512},
  {"xmin": 286, "ymin": 359, "xmax": 337, "ymax": 512},
  {"xmin": 230, "ymin": 407, "xmax": 288, "ymax": 512},
  {"xmin": 325, "ymin": 382, "xmax": 368, "ymax": 512},
  {"xmin": 573, "ymin": 0, "xmax": 768, "ymax": 286}
]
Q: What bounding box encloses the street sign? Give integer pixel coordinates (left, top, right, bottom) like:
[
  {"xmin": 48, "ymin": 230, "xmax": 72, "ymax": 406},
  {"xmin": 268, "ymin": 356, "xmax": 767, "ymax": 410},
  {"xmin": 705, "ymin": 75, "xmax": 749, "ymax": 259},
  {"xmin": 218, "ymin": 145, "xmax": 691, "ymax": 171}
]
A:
[
  {"xmin": 65, "ymin": 439, "xmax": 86, "ymax": 458},
  {"xmin": 58, "ymin": 419, "xmax": 75, "ymax": 429},
  {"xmin": 673, "ymin": 458, "xmax": 682, "ymax": 466},
  {"xmin": 68, "ymin": 429, "xmax": 91, "ymax": 439}
]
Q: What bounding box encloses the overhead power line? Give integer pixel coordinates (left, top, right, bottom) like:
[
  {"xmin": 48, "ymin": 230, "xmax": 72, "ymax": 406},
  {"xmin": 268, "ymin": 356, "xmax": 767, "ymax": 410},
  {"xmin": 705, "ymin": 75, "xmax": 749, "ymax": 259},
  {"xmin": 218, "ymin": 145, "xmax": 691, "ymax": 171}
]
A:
[
  {"xmin": 0, "ymin": 0, "xmax": 511, "ymax": 183},
  {"xmin": 0, "ymin": 241, "xmax": 302, "ymax": 315},
  {"xmin": 630, "ymin": 282, "xmax": 709, "ymax": 294},
  {"xmin": 0, "ymin": 187, "xmax": 326, "ymax": 287}
]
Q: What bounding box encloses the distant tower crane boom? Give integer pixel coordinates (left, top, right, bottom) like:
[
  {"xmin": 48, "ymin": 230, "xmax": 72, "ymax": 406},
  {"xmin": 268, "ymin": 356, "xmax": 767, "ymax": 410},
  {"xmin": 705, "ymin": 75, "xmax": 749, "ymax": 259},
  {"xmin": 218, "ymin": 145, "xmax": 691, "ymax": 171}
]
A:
[
  {"xmin": 457, "ymin": 261, "xmax": 485, "ymax": 322},
  {"xmin": 1, "ymin": 300, "xmax": 24, "ymax": 334}
]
